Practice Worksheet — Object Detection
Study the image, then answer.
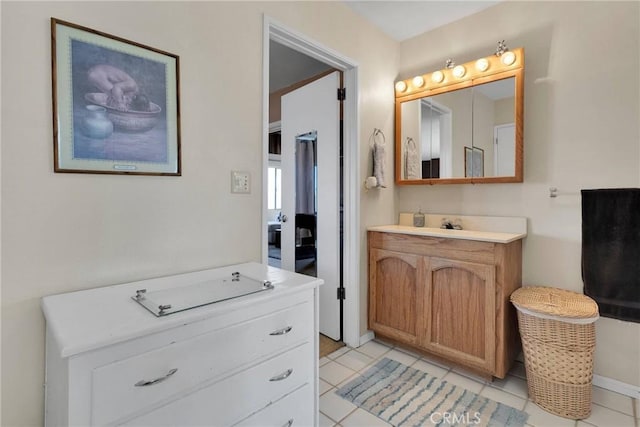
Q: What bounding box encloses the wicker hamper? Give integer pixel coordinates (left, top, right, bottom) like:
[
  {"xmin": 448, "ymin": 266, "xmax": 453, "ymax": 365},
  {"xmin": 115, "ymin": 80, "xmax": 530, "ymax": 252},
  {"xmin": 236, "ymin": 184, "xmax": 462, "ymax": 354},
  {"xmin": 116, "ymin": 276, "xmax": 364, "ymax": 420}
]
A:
[{"xmin": 510, "ymin": 286, "xmax": 599, "ymax": 419}]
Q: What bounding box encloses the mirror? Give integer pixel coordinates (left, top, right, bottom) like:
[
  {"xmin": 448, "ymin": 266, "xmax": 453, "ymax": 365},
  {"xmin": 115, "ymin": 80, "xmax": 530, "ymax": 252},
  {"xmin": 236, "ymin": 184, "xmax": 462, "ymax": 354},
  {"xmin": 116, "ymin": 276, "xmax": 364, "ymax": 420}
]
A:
[{"xmin": 395, "ymin": 48, "xmax": 524, "ymax": 184}]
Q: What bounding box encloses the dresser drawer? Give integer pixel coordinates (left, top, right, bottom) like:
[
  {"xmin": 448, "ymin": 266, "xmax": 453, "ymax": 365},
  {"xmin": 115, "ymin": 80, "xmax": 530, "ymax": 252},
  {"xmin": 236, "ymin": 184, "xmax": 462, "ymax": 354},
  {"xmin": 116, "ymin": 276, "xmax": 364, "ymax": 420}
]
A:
[
  {"xmin": 233, "ymin": 383, "xmax": 314, "ymax": 427},
  {"xmin": 120, "ymin": 343, "xmax": 313, "ymax": 426},
  {"xmin": 92, "ymin": 301, "xmax": 311, "ymax": 425}
]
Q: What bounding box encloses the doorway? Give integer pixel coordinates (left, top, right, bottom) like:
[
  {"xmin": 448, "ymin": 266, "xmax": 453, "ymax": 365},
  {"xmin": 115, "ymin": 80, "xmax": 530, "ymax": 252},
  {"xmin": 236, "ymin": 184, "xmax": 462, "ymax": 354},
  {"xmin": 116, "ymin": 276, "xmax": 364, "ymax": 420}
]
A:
[{"xmin": 262, "ymin": 17, "xmax": 361, "ymax": 349}]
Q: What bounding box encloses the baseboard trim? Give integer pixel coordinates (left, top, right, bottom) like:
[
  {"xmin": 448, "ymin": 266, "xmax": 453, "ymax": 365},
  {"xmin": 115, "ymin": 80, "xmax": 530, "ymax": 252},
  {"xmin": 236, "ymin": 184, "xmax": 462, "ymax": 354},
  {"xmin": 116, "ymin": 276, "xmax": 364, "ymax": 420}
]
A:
[
  {"xmin": 592, "ymin": 374, "xmax": 640, "ymax": 399},
  {"xmin": 359, "ymin": 330, "xmax": 374, "ymax": 346}
]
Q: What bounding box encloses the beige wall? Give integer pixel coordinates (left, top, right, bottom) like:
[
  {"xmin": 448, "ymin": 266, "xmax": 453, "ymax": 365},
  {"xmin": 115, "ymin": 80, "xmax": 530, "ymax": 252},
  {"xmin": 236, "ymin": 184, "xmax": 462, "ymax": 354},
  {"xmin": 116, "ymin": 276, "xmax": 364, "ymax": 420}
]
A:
[
  {"xmin": 0, "ymin": 2, "xmax": 398, "ymax": 425},
  {"xmin": 397, "ymin": 1, "xmax": 640, "ymax": 386}
]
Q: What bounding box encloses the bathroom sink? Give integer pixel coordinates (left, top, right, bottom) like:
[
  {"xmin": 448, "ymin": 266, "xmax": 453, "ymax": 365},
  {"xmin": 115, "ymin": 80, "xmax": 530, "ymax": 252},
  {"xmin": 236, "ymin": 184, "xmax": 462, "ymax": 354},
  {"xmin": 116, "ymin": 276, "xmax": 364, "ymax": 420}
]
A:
[{"xmin": 369, "ymin": 213, "xmax": 527, "ymax": 244}]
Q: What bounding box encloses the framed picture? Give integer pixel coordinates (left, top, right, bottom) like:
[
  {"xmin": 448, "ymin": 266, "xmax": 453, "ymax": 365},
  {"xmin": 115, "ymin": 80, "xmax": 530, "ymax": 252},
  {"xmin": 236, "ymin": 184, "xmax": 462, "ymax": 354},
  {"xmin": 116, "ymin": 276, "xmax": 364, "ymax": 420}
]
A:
[
  {"xmin": 464, "ymin": 146, "xmax": 484, "ymax": 177},
  {"xmin": 51, "ymin": 18, "xmax": 181, "ymax": 175}
]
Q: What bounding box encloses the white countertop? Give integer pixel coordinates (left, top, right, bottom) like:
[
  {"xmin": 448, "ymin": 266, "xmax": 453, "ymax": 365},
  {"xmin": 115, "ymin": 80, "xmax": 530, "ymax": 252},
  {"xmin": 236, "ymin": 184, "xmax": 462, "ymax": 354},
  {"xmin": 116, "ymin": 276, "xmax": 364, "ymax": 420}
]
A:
[
  {"xmin": 41, "ymin": 262, "xmax": 322, "ymax": 358},
  {"xmin": 368, "ymin": 224, "xmax": 526, "ymax": 243}
]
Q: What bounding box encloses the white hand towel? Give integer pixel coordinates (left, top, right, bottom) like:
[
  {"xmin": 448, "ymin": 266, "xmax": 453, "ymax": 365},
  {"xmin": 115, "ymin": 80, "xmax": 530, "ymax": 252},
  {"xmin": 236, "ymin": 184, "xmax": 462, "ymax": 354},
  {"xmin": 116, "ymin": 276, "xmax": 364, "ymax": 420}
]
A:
[
  {"xmin": 405, "ymin": 138, "xmax": 421, "ymax": 179},
  {"xmin": 373, "ymin": 140, "xmax": 386, "ymax": 188}
]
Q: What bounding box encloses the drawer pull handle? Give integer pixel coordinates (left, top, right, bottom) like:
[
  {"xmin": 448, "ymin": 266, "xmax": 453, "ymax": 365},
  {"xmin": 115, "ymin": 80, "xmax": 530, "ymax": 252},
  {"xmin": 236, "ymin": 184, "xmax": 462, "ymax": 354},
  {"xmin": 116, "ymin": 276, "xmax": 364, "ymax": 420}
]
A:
[
  {"xmin": 283, "ymin": 419, "xmax": 294, "ymax": 427},
  {"xmin": 269, "ymin": 326, "xmax": 292, "ymax": 336},
  {"xmin": 269, "ymin": 368, "xmax": 293, "ymax": 382},
  {"xmin": 134, "ymin": 368, "xmax": 178, "ymax": 387}
]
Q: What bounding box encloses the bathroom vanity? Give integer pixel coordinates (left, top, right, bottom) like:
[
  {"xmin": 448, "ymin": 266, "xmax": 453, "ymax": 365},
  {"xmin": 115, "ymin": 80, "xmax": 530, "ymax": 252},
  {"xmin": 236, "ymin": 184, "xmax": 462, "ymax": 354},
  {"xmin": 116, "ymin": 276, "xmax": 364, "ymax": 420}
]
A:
[
  {"xmin": 368, "ymin": 215, "xmax": 526, "ymax": 379},
  {"xmin": 42, "ymin": 262, "xmax": 322, "ymax": 426}
]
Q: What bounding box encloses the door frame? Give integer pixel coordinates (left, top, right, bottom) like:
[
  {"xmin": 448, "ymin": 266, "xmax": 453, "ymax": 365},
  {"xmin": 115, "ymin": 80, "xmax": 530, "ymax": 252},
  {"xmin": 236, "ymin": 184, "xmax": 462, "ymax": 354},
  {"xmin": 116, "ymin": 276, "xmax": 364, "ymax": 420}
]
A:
[
  {"xmin": 262, "ymin": 16, "xmax": 361, "ymax": 348},
  {"xmin": 493, "ymin": 123, "xmax": 515, "ymax": 176}
]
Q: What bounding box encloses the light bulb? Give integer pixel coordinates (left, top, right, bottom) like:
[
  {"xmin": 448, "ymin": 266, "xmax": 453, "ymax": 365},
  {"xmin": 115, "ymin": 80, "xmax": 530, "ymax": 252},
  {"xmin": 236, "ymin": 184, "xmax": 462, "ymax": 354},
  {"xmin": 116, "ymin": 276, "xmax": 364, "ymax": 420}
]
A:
[
  {"xmin": 501, "ymin": 51, "xmax": 516, "ymax": 65},
  {"xmin": 431, "ymin": 71, "xmax": 444, "ymax": 83},
  {"xmin": 475, "ymin": 58, "xmax": 489, "ymax": 72},
  {"xmin": 453, "ymin": 65, "xmax": 466, "ymax": 78},
  {"xmin": 395, "ymin": 81, "xmax": 407, "ymax": 93},
  {"xmin": 412, "ymin": 76, "xmax": 425, "ymax": 88}
]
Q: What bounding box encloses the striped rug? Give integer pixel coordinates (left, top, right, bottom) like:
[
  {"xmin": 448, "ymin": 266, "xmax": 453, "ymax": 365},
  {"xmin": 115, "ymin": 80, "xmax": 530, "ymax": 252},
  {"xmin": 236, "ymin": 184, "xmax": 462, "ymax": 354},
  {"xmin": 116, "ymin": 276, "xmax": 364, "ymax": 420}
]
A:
[{"xmin": 336, "ymin": 358, "xmax": 528, "ymax": 427}]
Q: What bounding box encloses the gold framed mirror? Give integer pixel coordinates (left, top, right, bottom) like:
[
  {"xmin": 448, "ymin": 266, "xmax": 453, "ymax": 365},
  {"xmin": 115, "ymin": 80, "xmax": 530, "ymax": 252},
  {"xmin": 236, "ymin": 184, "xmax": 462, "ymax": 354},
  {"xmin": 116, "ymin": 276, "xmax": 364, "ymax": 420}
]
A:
[{"xmin": 395, "ymin": 48, "xmax": 524, "ymax": 185}]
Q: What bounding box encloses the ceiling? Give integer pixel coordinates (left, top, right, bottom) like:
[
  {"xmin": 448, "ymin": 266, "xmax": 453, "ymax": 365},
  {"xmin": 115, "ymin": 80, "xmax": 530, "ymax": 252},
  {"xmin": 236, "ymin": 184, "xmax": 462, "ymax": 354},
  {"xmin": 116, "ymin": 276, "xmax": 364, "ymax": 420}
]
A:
[
  {"xmin": 269, "ymin": 41, "xmax": 332, "ymax": 93},
  {"xmin": 343, "ymin": 1, "xmax": 501, "ymax": 42},
  {"xmin": 269, "ymin": 1, "xmax": 501, "ymax": 92}
]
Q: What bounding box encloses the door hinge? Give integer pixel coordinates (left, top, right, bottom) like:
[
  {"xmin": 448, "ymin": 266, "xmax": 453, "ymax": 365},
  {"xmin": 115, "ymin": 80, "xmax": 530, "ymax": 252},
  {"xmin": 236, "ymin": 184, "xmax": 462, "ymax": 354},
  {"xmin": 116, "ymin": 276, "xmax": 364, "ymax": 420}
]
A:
[
  {"xmin": 337, "ymin": 287, "xmax": 345, "ymax": 300},
  {"xmin": 337, "ymin": 88, "xmax": 346, "ymax": 101}
]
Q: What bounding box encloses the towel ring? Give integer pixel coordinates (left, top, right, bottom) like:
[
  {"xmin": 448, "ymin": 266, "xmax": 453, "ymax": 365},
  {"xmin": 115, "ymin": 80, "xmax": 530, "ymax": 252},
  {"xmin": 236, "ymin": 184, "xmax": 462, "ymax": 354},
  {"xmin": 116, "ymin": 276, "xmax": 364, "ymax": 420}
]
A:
[{"xmin": 369, "ymin": 128, "xmax": 386, "ymax": 147}]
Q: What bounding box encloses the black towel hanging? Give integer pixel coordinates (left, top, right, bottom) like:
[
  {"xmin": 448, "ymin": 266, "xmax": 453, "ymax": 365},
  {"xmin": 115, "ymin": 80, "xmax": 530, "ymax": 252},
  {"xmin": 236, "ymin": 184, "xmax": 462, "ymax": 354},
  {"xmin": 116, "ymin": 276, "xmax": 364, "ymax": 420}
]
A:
[{"xmin": 581, "ymin": 188, "xmax": 640, "ymax": 323}]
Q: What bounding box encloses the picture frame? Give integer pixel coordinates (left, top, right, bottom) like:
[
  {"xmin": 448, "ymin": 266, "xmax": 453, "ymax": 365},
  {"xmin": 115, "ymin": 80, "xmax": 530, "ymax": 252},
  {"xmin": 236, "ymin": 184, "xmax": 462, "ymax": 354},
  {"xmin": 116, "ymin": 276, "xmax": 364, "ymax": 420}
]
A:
[
  {"xmin": 51, "ymin": 18, "xmax": 181, "ymax": 175},
  {"xmin": 464, "ymin": 146, "xmax": 484, "ymax": 178}
]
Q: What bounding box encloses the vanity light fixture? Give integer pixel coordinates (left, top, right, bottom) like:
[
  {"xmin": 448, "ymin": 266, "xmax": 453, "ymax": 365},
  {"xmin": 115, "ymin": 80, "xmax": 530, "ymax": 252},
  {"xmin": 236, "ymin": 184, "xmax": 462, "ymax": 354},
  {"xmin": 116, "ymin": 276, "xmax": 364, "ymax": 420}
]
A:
[
  {"xmin": 412, "ymin": 76, "xmax": 425, "ymax": 88},
  {"xmin": 452, "ymin": 65, "xmax": 466, "ymax": 78},
  {"xmin": 395, "ymin": 81, "xmax": 407, "ymax": 93},
  {"xmin": 501, "ymin": 51, "xmax": 516, "ymax": 65},
  {"xmin": 394, "ymin": 46, "xmax": 523, "ymax": 99},
  {"xmin": 475, "ymin": 58, "xmax": 489, "ymax": 72}
]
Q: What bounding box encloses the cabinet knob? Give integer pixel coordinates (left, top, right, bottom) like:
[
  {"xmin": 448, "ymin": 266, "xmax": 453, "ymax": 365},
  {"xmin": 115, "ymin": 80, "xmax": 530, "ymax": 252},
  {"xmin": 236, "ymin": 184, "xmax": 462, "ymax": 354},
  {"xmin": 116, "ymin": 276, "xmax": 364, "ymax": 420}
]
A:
[
  {"xmin": 269, "ymin": 368, "xmax": 293, "ymax": 382},
  {"xmin": 282, "ymin": 419, "xmax": 294, "ymax": 427},
  {"xmin": 269, "ymin": 326, "xmax": 292, "ymax": 336},
  {"xmin": 134, "ymin": 368, "xmax": 178, "ymax": 387}
]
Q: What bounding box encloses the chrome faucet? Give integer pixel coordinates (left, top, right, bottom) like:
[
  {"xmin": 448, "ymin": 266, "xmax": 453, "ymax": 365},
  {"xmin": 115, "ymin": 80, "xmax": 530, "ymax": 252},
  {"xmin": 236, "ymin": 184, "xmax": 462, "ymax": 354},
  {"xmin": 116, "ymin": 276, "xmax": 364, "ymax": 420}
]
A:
[{"xmin": 441, "ymin": 218, "xmax": 463, "ymax": 230}]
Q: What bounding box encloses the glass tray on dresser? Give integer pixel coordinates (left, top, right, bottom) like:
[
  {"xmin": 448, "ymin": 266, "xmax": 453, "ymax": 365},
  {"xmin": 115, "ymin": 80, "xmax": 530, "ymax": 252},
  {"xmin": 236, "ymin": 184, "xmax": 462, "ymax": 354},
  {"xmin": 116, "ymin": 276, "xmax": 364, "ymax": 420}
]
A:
[{"xmin": 131, "ymin": 272, "xmax": 274, "ymax": 317}]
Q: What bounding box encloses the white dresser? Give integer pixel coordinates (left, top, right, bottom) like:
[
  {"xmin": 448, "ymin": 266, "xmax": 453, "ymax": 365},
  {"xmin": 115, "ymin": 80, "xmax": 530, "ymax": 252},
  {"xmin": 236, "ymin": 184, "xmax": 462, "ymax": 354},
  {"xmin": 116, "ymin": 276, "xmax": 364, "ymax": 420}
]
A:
[{"xmin": 42, "ymin": 262, "xmax": 322, "ymax": 426}]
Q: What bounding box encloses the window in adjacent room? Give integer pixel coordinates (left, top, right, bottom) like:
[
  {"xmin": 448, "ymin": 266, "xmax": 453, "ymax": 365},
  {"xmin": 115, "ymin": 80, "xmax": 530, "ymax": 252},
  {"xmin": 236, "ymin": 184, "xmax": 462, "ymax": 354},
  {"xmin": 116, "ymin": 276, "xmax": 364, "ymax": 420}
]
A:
[{"xmin": 267, "ymin": 165, "xmax": 282, "ymax": 210}]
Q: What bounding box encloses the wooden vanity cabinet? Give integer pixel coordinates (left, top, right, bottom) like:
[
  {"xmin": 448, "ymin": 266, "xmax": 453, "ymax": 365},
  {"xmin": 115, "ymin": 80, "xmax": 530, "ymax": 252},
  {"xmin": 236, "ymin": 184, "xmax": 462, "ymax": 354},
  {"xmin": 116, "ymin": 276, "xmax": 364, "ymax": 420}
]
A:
[{"xmin": 368, "ymin": 231, "xmax": 522, "ymax": 379}]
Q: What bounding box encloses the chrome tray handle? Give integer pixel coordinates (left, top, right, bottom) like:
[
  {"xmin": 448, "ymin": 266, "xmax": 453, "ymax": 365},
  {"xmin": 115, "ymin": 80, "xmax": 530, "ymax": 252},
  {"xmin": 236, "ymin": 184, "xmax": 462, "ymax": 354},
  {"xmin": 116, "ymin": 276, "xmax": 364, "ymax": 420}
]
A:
[
  {"xmin": 269, "ymin": 368, "xmax": 293, "ymax": 382},
  {"xmin": 134, "ymin": 368, "xmax": 178, "ymax": 387},
  {"xmin": 269, "ymin": 326, "xmax": 292, "ymax": 336}
]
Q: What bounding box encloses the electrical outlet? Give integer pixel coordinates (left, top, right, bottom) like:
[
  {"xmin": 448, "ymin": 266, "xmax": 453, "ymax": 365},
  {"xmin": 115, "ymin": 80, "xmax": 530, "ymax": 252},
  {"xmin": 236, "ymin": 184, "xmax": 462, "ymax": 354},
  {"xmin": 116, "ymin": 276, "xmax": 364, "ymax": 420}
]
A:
[{"xmin": 231, "ymin": 171, "xmax": 250, "ymax": 194}]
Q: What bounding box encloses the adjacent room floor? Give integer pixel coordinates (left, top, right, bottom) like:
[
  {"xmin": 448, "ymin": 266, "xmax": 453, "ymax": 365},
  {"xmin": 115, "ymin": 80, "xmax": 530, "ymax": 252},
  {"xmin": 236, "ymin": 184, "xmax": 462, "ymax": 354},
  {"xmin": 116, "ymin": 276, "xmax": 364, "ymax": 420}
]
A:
[
  {"xmin": 318, "ymin": 340, "xmax": 639, "ymax": 427},
  {"xmin": 320, "ymin": 333, "xmax": 345, "ymax": 359}
]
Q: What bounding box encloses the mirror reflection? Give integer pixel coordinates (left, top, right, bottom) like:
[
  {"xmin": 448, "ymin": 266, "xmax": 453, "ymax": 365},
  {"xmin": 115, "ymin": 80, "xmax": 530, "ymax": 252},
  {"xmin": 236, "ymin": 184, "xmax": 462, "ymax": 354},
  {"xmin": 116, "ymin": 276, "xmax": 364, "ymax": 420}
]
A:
[
  {"xmin": 394, "ymin": 47, "xmax": 523, "ymax": 184},
  {"xmin": 472, "ymin": 78, "xmax": 515, "ymax": 177},
  {"xmin": 400, "ymin": 77, "xmax": 515, "ymax": 180}
]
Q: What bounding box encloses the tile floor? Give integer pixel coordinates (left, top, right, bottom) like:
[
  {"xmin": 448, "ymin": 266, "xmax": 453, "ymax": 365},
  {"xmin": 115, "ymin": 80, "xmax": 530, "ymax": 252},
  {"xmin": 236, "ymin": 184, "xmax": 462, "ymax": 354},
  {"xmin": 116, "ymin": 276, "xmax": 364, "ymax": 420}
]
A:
[{"xmin": 319, "ymin": 340, "xmax": 639, "ymax": 427}]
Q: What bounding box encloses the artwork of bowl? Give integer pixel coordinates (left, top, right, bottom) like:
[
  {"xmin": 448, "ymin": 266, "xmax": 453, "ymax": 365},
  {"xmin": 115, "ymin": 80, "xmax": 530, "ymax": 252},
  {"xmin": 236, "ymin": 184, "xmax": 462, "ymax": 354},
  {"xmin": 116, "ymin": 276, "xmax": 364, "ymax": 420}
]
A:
[{"xmin": 84, "ymin": 93, "xmax": 162, "ymax": 133}]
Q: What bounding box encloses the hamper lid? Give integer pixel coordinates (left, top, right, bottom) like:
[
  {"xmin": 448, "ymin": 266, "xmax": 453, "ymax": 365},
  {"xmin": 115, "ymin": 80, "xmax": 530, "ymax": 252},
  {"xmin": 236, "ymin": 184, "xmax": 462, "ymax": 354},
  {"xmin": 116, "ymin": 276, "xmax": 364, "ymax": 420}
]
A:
[{"xmin": 510, "ymin": 286, "xmax": 599, "ymax": 319}]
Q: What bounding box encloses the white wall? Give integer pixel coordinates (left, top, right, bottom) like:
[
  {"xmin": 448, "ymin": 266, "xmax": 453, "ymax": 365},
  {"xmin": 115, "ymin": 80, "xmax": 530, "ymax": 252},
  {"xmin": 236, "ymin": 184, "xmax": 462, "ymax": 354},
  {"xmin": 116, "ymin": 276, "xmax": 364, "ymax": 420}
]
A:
[
  {"xmin": 0, "ymin": 2, "xmax": 398, "ymax": 425},
  {"xmin": 397, "ymin": 1, "xmax": 640, "ymax": 387}
]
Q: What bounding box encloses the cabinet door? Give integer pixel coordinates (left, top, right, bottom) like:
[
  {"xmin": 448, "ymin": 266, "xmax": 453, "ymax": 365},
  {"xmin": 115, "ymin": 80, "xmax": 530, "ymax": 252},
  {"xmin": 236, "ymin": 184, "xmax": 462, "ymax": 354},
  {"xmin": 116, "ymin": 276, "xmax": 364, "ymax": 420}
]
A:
[
  {"xmin": 422, "ymin": 257, "xmax": 496, "ymax": 372},
  {"xmin": 369, "ymin": 249, "xmax": 425, "ymax": 345}
]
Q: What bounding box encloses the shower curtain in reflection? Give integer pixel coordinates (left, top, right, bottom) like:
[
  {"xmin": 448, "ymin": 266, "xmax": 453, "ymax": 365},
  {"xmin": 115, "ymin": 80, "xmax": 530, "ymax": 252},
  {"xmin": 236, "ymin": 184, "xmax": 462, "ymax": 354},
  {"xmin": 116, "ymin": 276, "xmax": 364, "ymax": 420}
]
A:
[{"xmin": 296, "ymin": 139, "xmax": 316, "ymax": 215}]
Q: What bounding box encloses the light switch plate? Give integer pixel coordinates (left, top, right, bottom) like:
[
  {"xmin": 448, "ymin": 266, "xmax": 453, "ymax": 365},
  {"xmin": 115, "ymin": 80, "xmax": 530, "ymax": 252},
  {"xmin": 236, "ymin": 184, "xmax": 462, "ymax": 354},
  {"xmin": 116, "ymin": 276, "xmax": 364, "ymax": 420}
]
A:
[{"xmin": 231, "ymin": 171, "xmax": 250, "ymax": 194}]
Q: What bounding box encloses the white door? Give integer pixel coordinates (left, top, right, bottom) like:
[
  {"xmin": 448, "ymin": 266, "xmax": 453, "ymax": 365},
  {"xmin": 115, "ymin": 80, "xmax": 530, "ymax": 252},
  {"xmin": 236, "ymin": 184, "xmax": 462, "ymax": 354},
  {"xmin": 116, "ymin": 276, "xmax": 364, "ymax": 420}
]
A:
[
  {"xmin": 494, "ymin": 123, "xmax": 515, "ymax": 176},
  {"xmin": 281, "ymin": 71, "xmax": 341, "ymax": 340}
]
